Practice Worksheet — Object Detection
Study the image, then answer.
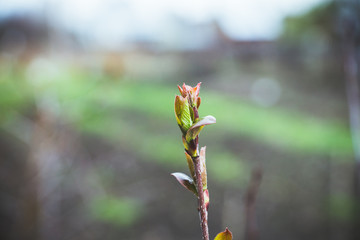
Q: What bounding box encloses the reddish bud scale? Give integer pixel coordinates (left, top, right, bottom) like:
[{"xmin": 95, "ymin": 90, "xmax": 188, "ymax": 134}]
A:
[
  {"xmin": 193, "ymin": 106, "xmax": 199, "ymax": 120},
  {"xmin": 185, "ymin": 139, "xmax": 197, "ymax": 157},
  {"xmin": 204, "ymin": 189, "xmax": 210, "ymax": 211}
]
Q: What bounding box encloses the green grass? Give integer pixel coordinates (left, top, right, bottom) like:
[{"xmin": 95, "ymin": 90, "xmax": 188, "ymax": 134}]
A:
[
  {"xmin": 64, "ymin": 79, "xmax": 351, "ymax": 157},
  {"xmin": 1, "ymin": 67, "xmax": 353, "ymax": 171}
]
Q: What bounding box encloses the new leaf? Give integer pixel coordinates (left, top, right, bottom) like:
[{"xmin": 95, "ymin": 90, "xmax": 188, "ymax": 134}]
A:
[
  {"xmin": 171, "ymin": 172, "xmax": 198, "ymax": 196},
  {"xmin": 214, "ymin": 228, "xmax": 233, "ymax": 240}
]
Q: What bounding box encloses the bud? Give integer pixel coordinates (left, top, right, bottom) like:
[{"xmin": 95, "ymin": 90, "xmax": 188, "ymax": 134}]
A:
[
  {"xmin": 177, "ymin": 82, "xmax": 201, "ymax": 108},
  {"xmin": 175, "ymin": 83, "xmax": 212, "ymax": 136}
]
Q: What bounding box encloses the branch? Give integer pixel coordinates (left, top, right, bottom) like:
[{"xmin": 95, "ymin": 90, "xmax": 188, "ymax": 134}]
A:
[
  {"xmin": 194, "ymin": 156, "xmax": 210, "ymax": 240},
  {"xmin": 244, "ymin": 167, "xmax": 263, "ymax": 240}
]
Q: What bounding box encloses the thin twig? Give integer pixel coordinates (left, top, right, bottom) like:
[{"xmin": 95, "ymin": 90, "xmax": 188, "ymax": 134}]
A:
[
  {"xmin": 244, "ymin": 166, "xmax": 263, "ymax": 240},
  {"xmin": 194, "ymin": 156, "xmax": 210, "ymax": 240}
]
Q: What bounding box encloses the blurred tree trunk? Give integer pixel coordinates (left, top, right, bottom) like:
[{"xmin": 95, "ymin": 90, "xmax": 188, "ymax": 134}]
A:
[
  {"xmin": 18, "ymin": 107, "xmax": 64, "ymax": 240},
  {"xmin": 18, "ymin": 111, "xmax": 43, "ymax": 240},
  {"xmin": 244, "ymin": 167, "xmax": 262, "ymax": 240},
  {"xmin": 339, "ymin": 1, "xmax": 360, "ymax": 239}
]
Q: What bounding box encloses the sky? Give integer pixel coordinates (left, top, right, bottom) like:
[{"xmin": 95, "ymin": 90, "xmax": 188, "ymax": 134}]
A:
[{"xmin": 0, "ymin": 0, "xmax": 327, "ymax": 47}]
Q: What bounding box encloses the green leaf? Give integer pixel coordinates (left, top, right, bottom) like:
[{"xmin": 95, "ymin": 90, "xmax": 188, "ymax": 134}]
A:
[
  {"xmin": 182, "ymin": 136, "xmax": 190, "ymax": 151},
  {"xmin": 181, "ymin": 97, "xmax": 193, "ymax": 131},
  {"xmin": 175, "ymin": 95, "xmax": 193, "ymax": 132},
  {"xmin": 171, "ymin": 172, "xmax": 198, "ymax": 196},
  {"xmin": 214, "ymin": 228, "xmax": 233, "ymax": 240},
  {"xmin": 186, "ymin": 115, "xmax": 216, "ymax": 141},
  {"xmin": 185, "ymin": 151, "xmax": 196, "ymax": 180},
  {"xmin": 174, "ymin": 95, "xmax": 185, "ymax": 126}
]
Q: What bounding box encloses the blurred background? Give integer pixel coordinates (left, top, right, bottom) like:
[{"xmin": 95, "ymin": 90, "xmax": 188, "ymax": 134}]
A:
[{"xmin": 0, "ymin": 0, "xmax": 360, "ymax": 239}]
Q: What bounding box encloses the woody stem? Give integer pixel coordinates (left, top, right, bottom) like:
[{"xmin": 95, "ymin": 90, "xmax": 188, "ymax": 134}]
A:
[{"xmin": 193, "ymin": 155, "xmax": 209, "ymax": 240}]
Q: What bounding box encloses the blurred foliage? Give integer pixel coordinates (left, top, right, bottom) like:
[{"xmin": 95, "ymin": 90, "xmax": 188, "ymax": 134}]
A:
[
  {"xmin": 0, "ymin": 64, "xmax": 32, "ymax": 123},
  {"xmin": 90, "ymin": 196, "xmax": 142, "ymax": 227},
  {"xmin": 208, "ymin": 152, "xmax": 249, "ymax": 184},
  {"xmin": 280, "ymin": 1, "xmax": 337, "ymax": 43},
  {"xmin": 278, "ymin": 1, "xmax": 344, "ymax": 92}
]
